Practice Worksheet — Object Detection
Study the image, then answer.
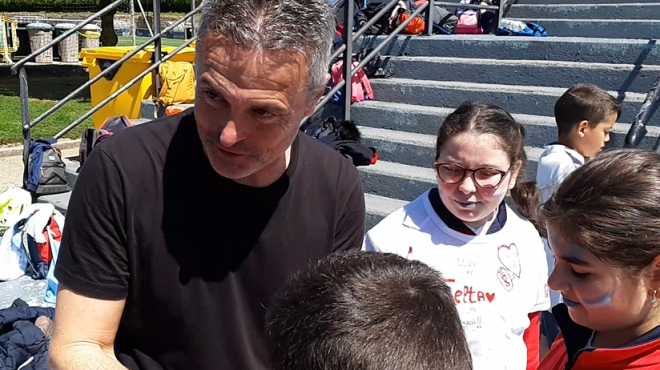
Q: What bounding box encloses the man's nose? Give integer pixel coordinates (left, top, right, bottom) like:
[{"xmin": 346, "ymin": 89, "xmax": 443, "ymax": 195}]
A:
[{"xmin": 219, "ymin": 120, "xmax": 244, "ymax": 148}]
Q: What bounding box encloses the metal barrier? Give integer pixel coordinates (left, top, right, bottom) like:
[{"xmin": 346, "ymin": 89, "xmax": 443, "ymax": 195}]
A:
[
  {"xmin": 315, "ymin": 0, "xmax": 506, "ymax": 122},
  {"xmin": 625, "ymin": 75, "xmax": 660, "ymax": 152},
  {"xmin": 11, "ymin": 1, "xmax": 201, "ymax": 182},
  {"xmin": 12, "ymin": 0, "xmax": 505, "ymax": 187}
]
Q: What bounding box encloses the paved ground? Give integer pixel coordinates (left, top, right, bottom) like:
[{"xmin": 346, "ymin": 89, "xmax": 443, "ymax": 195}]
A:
[
  {"xmin": 0, "ymin": 148, "xmax": 78, "ymax": 192},
  {"xmin": 0, "ymin": 149, "xmax": 77, "ymax": 309}
]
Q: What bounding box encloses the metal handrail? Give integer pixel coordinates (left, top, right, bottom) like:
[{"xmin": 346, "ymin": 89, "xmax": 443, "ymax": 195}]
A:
[
  {"xmin": 625, "ymin": 75, "xmax": 660, "ymax": 151},
  {"xmin": 330, "ymin": 0, "xmax": 399, "ymax": 62},
  {"xmin": 10, "ymin": 0, "xmax": 126, "ymax": 75},
  {"xmin": 16, "ymin": 0, "xmax": 202, "ymax": 188},
  {"xmin": 26, "ymin": 6, "xmax": 202, "ymax": 130},
  {"xmin": 53, "ymin": 36, "xmax": 197, "ymax": 139},
  {"xmin": 311, "ymin": 0, "xmax": 431, "ymax": 120},
  {"xmin": 313, "ymin": 0, "xmax": 505, "ymax": 123}
]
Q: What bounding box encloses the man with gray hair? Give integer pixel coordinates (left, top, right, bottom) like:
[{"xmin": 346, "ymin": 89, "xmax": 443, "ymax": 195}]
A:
[{"xmin": 47, "ymin": 1, "xmax": 366, "ymax": 369}]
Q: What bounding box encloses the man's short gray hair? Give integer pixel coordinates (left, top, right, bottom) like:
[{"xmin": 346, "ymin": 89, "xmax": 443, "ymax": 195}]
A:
[{"xmin": 197, "ymin": 0, "xmax": 336, "ymax": 99}]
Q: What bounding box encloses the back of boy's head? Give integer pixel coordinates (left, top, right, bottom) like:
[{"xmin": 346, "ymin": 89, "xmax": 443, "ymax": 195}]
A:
[
  {"xmin": 266, "ymin": 251, "xmax": 472, "ymax": 370},
  {"xmin": 554, "ymin": 84, "xmax": 621, "ymax": 136}
]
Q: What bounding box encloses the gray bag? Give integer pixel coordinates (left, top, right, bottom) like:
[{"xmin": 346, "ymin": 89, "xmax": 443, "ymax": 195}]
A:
[{"xmin": 27, "ymin": 145, "xmax": 71, "ymax": 196}]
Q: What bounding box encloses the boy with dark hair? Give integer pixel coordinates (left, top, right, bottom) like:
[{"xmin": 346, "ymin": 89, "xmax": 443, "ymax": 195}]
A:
[
  {"xmin": 266, "ymin": 251, "xmax": 472, "ymax": 370},
  {"xmin": 537, "ymin": 83, "xmax": 621, "ymax": 203},
  {"xmin": 536, "ymin": 83, "xmax": 621, "ymax": 353}
]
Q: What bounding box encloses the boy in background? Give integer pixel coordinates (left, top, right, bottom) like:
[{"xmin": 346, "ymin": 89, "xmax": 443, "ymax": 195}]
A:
[
  {"xmin": 536, "ymin": 83, "xmax": 621, "ymax": 353},
  {"xmin": 266, "ymin": 251, "xmax": 472, "ymax": 370},
  {"xmin": 537, "ymin": 84, "xmax": 621, "ymax": 203}
]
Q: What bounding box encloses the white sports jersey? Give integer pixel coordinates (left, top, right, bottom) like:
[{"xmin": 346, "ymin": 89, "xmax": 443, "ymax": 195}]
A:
[{"xmin": 363, "ymin": 190, "xmax": 550, "ymax": 370}]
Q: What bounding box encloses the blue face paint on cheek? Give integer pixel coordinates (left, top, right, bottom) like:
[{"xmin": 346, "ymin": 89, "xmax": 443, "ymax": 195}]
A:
[
  {"xmin": 582, "ymin": 291, "xmax": 613, "ymax": 308},
  {"xmin": 567, "ymin": 242, "xmax": 584, "ymax": 260}
]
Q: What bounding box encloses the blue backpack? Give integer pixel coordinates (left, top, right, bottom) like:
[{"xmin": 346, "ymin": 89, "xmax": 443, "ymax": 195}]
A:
[{"xmin": 498, "ymin": 22, "xmax": 548, "ymax": 37}]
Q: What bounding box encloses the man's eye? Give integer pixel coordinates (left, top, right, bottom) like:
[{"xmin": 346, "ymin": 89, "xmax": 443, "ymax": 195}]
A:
[
  {"xmin": 204, "ymin": 90, "xmax": 218, "ymax": 99},
  {"xmin": 255, "ymin": 109, "xmax": 273, "ymax": 117}
]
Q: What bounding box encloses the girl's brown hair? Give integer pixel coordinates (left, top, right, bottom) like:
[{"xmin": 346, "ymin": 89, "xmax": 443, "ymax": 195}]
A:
[
  {"xmin": 435, "ymin": 102, "xmax": 544, "ymax": 236},
  {"xmin": 541, "ymin": 148, "xmax": 660, "ymax": 274}
]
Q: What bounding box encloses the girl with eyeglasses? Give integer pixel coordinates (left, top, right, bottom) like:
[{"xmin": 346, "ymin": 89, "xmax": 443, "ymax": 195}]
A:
[{"xmin": 363, "ymin": 102, "xmax": 550, "ymax": 370}]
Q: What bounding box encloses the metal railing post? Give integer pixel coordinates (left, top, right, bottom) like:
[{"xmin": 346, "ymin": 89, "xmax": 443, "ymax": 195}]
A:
[
  {"xmin": 497, "ymin": 0, "xmax": 505, "ymax": 33},
  {"xmin": 425, "ymin": 0, "xmax": 435, "ymax": 35},
  {"xmin": 129, "ymin": 0, "xmax": 137, "ymax": 46},
  {"xmin": 19, "ymin": 68, "xmax": 31, "ymax": 187},
  {"xmin": 305, "ymin": 0, "xmax": 429, "ymax": 122},
  {"xmin": 153, "ymin": 0, "xmax": 162, "ymax": 95},
  {"xmin": 625, "ymin": 75, "xmax": 660, "ymax": 148},
  {"xmin": 341, "ymin": 0, "xmax": 354, "ymax": 121},
  {"xmin": 190, "ymin": 0, "xmax": 196, "ymax": 37}
]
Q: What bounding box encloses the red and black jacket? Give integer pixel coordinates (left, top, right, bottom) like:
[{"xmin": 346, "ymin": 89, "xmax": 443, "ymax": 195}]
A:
[{"xmin": 540, "ymin": 304, "xmax": 660, "ymax": 370}]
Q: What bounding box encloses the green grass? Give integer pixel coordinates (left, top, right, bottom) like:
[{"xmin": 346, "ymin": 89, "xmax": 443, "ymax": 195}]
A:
[
  {"xmin": 117, "ymin": 36, "xmax": 187, "ymax": 48},
  {"xmin": 0, "ymin": 76, "xmax": 93, "ymax": 145},
  {"xmin": 0, "ymin": 37, "xmax": 189, "ymax": 145}
]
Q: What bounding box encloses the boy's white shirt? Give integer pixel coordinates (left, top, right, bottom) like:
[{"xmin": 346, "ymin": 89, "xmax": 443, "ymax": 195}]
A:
[
  {"xmin": 535, "ymin": 142, "xmax": 585, "ymax": 307},
  {"xmin": 536, "ymin": 142, "xmax": 585, "ymax": 204},
  {"xmin": 363, "ymin": 190, "xmax": 550, "ymax": 370}
]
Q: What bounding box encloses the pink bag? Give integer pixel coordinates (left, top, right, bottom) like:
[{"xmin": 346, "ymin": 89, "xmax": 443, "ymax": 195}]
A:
[
  {"xmin": 455, "ymin": 9, "xmax": 483, "ymax": 34},
  {"xmin": 331, "ymin": 60, "xmax": 374, "ymax": 103}
]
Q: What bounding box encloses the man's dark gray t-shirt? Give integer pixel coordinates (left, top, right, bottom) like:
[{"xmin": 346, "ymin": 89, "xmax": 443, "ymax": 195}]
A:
[{"xmin": 54, "ymin": 109, "xmax": 366, "ymax": 370}]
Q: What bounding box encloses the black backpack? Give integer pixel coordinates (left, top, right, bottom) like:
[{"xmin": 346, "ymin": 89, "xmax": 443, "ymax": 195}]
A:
[
  {"xmin": 24, "ymin": 138, "xmax": 71, "ymax": 197},
  {"xmin": 301, "ymin": 116, "xmax": 378, "ymax": 167},
  {"xmin": 360, "ymin": 2, "xmax": 392, "ymax": 35},
  {"xmin": 78, "ymin": 116, "xmax": 133, "ymax": 171}
]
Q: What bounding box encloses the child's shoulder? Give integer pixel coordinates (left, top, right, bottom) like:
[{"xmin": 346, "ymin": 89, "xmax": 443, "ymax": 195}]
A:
[
  {"xmin": 537, "ymin": 143, "xmax": 584, "ymax": 170},
  {"xmin": 367, "ymin": 192, "xmax": 429, "ymax": 236}
]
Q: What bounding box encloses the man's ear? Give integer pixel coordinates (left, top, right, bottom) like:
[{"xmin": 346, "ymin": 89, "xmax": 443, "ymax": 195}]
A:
[
  {"xmin": 577, "ymin": 120, "xmax": 590, "ymax": 138},
  {"xmin": 303, "ymin": 73, "xmax": 331, "ymax": 118}
]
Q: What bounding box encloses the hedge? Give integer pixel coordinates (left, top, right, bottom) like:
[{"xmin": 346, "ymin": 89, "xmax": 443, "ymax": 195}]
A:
[{"xmin": 0, "ymin": 0, "xmax": 203, "ymax": 13}]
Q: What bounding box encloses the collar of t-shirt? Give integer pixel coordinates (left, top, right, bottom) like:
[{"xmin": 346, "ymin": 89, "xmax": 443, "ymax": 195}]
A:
[
  {"xmin": 427, "ymin": 188, "xmax": 507, "ymax": 236},
  {"xmin": 543, "ymin": 142, "xmax": 586, "ymax": 165}
]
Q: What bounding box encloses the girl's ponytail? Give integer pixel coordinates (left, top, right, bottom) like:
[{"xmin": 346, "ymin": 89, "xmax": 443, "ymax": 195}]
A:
[{"xmin": 510, "ymin": 179, "xmax": 545, "ymax": 238}]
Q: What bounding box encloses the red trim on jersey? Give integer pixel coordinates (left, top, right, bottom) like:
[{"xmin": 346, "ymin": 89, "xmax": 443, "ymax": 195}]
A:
[{"xmin": 524, "ymin": 311, "xmax": 541, "ymax": 370}]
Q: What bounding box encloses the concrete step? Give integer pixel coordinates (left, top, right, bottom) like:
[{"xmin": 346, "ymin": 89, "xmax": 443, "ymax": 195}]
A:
[
  {"xmin": 369, "ymin": 79, "xmax": 645, "ymax": 123},
  {"xmin": 507, "ymin": 3, "xmax": 660, "ymax": 20},
  {"xmin": 360, "ymin": 160, "xmax": 436, "ymax": 202},
  {"xmin": 381, "ymin": 56, "xmax": 660, "ymax": 94},
  {"xmin": 355, "ymin": 35, "xmax": 660, "ymax": 65},
  {"xmin": 507, "ymin": 19, "xmax": 660, "ymax": 39},
  {"xmin": 365, "ymin": 193, "xmax": 408, "ymax": 230},
  {"xmin": 360, "ymin": 126, "xmax": 544, "ymax": 170},
  {"xmin": 352, "ymin": 101, "xmax": 660, "ymax": 149}
]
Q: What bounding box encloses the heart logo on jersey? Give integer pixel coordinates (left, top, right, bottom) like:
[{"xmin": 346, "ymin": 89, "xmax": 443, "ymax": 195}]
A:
[{"xmin": 498, "ymin": 244, "xmax": 521, "ymax": 278}]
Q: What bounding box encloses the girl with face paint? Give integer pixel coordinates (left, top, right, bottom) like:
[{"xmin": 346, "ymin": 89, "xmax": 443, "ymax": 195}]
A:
[
  {"xmin": 539, "ymin": 148, "xmax": 660, "ymax": 370},
  {"xmin": 363, "ymin": 103, "xmax": 550, "ymax": 370}
]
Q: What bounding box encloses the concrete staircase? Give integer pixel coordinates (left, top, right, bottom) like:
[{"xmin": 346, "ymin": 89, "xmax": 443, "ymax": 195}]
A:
[{"xmin": 356, "ymin": 0, "xmax": 660, "ymax": 229}]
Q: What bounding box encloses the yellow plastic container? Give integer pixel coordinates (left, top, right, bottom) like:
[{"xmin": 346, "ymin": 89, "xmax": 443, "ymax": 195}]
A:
[
  {"xmin": 80, "ymin": 45, "xmax": 196, "ymax": 128},
  {"xmin": 0, "ymin": 16, "xmax": 20, "ymax": 64}
]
